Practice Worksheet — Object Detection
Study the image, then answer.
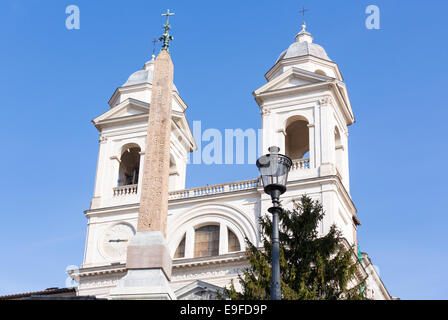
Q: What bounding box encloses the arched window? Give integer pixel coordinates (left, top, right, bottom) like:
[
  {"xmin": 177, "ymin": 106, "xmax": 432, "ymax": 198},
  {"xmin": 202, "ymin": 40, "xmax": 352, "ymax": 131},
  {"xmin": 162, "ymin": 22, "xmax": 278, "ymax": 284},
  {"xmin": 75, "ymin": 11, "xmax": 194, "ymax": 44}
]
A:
[
  {"xmin": 194, "ymin": 225, "xmax": 220, "ymax": 258},
  {"xmin": 228, "ymin": 229, "xmax": 240, "ymax": 252},
  {"xmin": 315, "ymin": 69, "xmax": 327, "ymax": 76},
  {"xmin": 174, "ymin": 235, "xmax": 186, "ymax": 259},
  {"xmin": 285, "ymin": 117, "xmax": 309, "ymax": 160},
  {"xmin": 173, "ymin": 224, "xmax": 243, "ymax": 259},
  {"xmin": 118, "ymin": 146, "xmax": 140, "ymax": 186}
]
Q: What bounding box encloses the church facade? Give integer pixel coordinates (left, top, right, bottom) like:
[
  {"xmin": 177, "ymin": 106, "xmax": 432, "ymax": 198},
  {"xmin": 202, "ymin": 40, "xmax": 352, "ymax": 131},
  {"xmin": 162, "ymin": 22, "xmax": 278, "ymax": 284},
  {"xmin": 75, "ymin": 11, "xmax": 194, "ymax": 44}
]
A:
[{"xmin": 68, "ymin": 23, "xmax": 391, "ymax": 300}]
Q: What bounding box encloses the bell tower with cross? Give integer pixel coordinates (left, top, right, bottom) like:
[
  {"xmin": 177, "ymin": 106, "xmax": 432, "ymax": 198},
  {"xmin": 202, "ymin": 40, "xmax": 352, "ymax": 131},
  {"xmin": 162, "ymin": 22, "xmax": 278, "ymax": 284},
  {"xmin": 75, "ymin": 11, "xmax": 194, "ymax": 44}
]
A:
[{"xmin": 253, "ymin": 10, "xmax": 359, "ymax": 242}]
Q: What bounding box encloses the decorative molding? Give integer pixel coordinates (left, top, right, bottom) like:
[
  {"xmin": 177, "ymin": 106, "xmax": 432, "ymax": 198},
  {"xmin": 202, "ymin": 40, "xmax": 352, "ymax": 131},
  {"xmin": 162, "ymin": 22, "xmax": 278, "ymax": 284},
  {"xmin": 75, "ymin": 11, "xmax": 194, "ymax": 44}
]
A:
[
  {"xmin": 73, "ymin": 253, "xmax": 247, "ymax": 279},
  {"xmin": 263, "ymin": 54, "xmax": 343, "ymax": 83},
  {"xmin": 80, "ymin": 277, "xmax": 119, "ymax": 289},
  {"xmin": 70, "ymin": 265, "xmax": 126, "ymax": 278},
  {"xmin": 172, "ymin": 267, "xmax": 244, "ymax": 282},
  {"xmin": 110, "ymin": 156, "xmax": 121, "ymax": 163},
  {"xmin": 173, "ymin": 252, "xmax": 247, "ymax": 269},
  {"xmin": 172, "ymin": 262, "xmax": 246, "ymax": 282},
  {"xmin": 260, "ymin": 108, "xmax": 271, "ymax": 116},
  {"xmin": 318, "ymin": 96, "xmax": 333, "ymax": 106},
  {"xmin": 276, "ymin": 129, "xmax": 286, "ymax": 136}
]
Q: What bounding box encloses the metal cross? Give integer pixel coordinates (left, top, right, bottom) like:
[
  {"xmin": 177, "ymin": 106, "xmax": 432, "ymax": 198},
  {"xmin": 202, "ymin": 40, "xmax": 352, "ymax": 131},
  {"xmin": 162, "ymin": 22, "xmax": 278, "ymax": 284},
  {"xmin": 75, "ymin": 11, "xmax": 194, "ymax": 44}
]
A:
[
  {"xmin": 298, "ymin": 6, "xmax": 309, "ymax": 24},
  {"xmin": 152, "ymin": 37, "xmax": 158, "ymax": 55},
  {"xmin": 162, "ymin": 9, "xmax": 175, "ymax": 26},
  {"xmin": 159, "ymin": 9, "xmax": 175, "ymax": 52}
]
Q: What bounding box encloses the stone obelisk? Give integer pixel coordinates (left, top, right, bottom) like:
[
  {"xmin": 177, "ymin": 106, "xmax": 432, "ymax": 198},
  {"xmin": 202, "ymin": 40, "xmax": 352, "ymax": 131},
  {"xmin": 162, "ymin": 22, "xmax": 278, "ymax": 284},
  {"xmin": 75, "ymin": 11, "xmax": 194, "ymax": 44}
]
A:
[
  {"xmin": 110, "ymin": 10, "xmax": 176, "ymax": 300},
  {"xmin": 136, "ymin": 48, "xmax": 173, "ymax": 237}
]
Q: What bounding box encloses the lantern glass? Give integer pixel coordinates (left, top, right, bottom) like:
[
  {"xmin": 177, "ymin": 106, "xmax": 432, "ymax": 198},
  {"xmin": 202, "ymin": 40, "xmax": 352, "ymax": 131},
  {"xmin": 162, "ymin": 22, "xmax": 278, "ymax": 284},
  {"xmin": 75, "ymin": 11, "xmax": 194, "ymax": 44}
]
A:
[{"xmin": 256, "ymin": 146, "xmax": 292, "ymax": 196}]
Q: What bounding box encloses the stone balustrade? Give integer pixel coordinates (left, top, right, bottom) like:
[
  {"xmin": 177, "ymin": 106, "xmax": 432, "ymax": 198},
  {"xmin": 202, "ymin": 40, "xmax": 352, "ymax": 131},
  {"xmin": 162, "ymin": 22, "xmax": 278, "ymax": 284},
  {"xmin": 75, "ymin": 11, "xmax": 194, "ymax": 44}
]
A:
[
  {"xmin": 113, "ymin": 184, "xmax": 138, "ymax": 196},
  {"xmin": 112, "ymin": 160, "xmax": 310, "ymax": 199},
  {"xmin": 291, "ymin": 158, "xmax": 310, "ymax": 170},
  {"xmin": 168, "ymin": 178, "xmax": 261, "ymax": 200}
]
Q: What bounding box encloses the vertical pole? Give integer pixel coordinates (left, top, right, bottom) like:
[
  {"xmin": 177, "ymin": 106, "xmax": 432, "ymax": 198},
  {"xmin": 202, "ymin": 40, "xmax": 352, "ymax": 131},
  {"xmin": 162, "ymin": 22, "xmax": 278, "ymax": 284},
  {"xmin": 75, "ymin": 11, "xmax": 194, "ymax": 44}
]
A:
[{"xmin": 270, "ymin": 200, "xmax": 282, "ymax": 300}]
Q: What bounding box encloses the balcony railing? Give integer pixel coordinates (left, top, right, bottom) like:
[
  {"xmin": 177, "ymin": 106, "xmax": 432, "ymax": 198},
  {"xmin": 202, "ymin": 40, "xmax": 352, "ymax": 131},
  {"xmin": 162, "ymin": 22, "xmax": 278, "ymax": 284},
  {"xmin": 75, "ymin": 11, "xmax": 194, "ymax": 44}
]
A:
[
  {"xmin": 291, "ymin": 158, "xmax": 310, "ymax": 170},
  {"xmin": 112, "ymin": 160, "xmax": 310, "ymax": 199},
  {"xmin": 113, "ymin": 184, "xmax": 138, "ymax": 196},
  {"xmin": 168, "ymin": 178, "xmax": 261, "ymax": 200}
]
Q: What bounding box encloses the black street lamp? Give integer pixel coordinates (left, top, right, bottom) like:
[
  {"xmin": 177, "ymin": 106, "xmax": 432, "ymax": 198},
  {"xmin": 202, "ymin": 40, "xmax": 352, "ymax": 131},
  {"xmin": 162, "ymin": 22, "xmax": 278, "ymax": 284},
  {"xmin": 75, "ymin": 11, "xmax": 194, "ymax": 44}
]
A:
[{"xmin": 256, "ymin": 146, "xmax": 292, "ymax": 300}]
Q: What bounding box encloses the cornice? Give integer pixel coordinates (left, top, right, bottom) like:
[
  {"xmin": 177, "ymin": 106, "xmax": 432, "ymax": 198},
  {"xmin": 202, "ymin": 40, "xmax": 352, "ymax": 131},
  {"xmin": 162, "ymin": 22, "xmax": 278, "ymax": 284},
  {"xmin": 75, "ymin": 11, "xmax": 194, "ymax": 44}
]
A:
[
  {"xmin": 98, "ymin": 125, "xmax": 148, "ymax": 138},
  {"xmin": 286, "ymin": 174, "xmax": 358, "ymax": 217},
  {"xmin": 172, "ymin": 252, "xmax": 247, "ymax": 269},
  {"xmin": 108, "ymin": 83, "xmax": 186, "ymax": 110},
  {"xmin": 339, "ymin": 238, "xmax": 369, "ymax": 282},
  {"xmin": 85, "ymin": 174, "xmax": 358, "ymax": 225},
  {"xmin": 264, "ymin": 55, "xmax": 343, "ymax": 82},
  {"xmin": 70, "ymin": 264, "xmax": 126, "ymax": 278},
  {"xmin": 254, "ymin": 81, "xmax": 354, "ymax": 125},
  {"xmin": 361, "ymin": 253, "xmax": 392, "ymax": 300},
  {"xmin": 108, "ymin": 83, "xmax": 153, "ymax": 107},
  {"xmin": 71, "ymin": 252, "xmax": 248, "ymax": 278},
  {"xmin": 85, "ymin": 203, "xmax": 140, "ymax": 216},
  {"xmin": 94, "ymin": 113, "xmax": 149, "ymax": 129},
  {"xmin": 254, "ymin": 67, "xmax": 331, "ymax": 99},
  {"xmin": 254, "ymin": 81, "xmax": 332, "ymax": 104},
  {"xmin": 172, "ymin": 90, "xmax": 188, "ymax": 112},
  {"xmin": 94, "ymin": 114, "xmax": 195, "ymax": 151}
]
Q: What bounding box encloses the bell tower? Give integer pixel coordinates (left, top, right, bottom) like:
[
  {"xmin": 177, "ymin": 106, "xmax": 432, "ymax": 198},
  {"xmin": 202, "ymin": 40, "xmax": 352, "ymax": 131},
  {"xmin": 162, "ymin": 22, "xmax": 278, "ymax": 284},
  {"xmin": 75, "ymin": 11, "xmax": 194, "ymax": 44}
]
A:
[
  {"xmin": 253, "ymin": 21, "xmax": 359, "ymax": 244},
  {"xmin": 80, "ymin": 35, "xmax": 196, "ymax": 274},
  {"xmin": 89, "ymin": 53, "xmax": 196, "ymax": 212}
]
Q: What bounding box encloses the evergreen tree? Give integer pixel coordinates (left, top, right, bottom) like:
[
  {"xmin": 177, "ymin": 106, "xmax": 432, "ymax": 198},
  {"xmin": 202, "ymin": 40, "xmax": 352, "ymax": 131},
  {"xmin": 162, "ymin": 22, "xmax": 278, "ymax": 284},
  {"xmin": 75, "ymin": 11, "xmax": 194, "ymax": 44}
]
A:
[{"xmin": 220, "ymin": 195, "xmax": 367, "ymax": 300}]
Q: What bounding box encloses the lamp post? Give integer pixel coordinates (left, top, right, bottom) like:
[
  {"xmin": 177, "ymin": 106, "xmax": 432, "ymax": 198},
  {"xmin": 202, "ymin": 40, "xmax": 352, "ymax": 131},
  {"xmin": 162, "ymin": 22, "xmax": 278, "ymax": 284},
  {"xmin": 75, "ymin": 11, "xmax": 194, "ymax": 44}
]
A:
[{"xmin": 256, "ymin": 146, "xmax": 292, "ymax": 300}]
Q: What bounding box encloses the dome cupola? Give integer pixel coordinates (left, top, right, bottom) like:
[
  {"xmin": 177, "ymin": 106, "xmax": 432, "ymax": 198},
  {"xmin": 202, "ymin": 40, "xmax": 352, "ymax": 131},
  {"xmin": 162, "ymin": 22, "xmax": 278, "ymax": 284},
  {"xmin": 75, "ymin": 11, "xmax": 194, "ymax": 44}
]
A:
[
  {"xmin": 122, "ymin": 54, "xmax": 156, "ymax": 87},
  {"xmin": 276, "ymin": 22, "xmax": 331, "ymax": 63}
]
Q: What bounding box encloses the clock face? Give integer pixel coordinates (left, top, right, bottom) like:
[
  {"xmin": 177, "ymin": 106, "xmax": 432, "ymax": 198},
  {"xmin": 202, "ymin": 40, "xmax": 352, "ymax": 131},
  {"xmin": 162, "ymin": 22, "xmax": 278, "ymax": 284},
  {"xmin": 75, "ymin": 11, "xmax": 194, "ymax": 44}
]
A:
[{"xmin": 101, "ymin": 223, "xmax": 135, "ymax": 260}]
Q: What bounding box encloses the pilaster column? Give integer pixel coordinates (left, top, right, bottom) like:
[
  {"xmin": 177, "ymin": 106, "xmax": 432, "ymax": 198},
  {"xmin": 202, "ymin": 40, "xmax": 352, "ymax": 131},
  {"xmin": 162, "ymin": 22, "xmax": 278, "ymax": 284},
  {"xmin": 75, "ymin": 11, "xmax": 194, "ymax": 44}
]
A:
[
  {"xmin": 219, "ymin": 222, "xmax": 228, "ymax": 255},
  {"xmin": 318, "ymin": 96, "xmax": 336, "ymax": 176},
  {"xmin": 185, "ymin": 227, "xmax": 195, "ymax": 258}
]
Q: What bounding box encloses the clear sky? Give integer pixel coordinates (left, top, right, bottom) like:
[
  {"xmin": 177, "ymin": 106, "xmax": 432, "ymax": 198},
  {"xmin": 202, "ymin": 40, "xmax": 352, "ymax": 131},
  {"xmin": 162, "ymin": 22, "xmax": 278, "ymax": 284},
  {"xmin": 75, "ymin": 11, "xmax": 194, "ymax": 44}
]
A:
[{"xmin": 0, "ymin": 0, "xmax": 447, "ymax": 299}]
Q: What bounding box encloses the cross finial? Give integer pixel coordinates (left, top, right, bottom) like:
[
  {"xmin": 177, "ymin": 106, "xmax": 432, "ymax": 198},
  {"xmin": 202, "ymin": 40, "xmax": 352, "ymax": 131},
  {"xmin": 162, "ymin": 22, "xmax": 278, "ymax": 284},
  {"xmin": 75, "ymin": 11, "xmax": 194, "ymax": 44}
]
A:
[
  {"xmin": 159, "ymin": 9, "xmax": 175, "ymax": 52},
  {"xmin": 162, "ymin": 9, "xmax": 175, "ymax": 25},
  {"xmin": 298, "ymin": 6, "xmax": 309, "ymax": 30},
  {"xmin": 152, "ymin": 37, "xmax": 158, "ymax": 55}
]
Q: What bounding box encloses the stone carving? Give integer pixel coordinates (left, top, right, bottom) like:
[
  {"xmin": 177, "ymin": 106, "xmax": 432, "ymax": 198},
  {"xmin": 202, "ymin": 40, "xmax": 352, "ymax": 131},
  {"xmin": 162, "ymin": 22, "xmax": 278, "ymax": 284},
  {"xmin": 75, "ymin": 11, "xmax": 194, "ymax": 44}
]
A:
[
  {"xmin": 179, "ymin": 290, "xmax": 217, "ymax": 300},
  {"xmin": 137, "ymin": 50, "xmax": 174, "ymax": 235},
  {"xmin": 260, "ymin": 108, "xmax": 271, "ymax": 116},
  {"xmin": 318, "ymin": 96, "xmax": 332, "ymax": 106},
  {"xmin": 172, "ymin": 264, "xmax": 245, "ymax": 281},
  {"xmin": 80, "ymin": 276, "xmax": 121, "ymax": 289}
]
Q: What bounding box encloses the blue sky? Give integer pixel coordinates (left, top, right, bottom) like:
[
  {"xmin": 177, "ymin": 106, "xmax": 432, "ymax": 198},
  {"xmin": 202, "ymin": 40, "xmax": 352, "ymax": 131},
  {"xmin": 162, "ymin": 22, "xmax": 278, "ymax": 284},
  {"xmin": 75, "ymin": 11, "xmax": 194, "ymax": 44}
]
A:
[{"xmin": 0, "ymin": 0, "xmax": 447, "ymax": 299}]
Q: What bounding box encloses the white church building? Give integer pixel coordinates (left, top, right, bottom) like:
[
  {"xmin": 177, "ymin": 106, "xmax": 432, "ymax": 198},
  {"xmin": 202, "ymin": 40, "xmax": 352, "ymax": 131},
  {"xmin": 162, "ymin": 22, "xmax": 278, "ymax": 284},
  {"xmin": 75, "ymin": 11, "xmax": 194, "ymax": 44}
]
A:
[{"xmin": 68, "ymin": 23, "xmax": 391, "ymax": 300}]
